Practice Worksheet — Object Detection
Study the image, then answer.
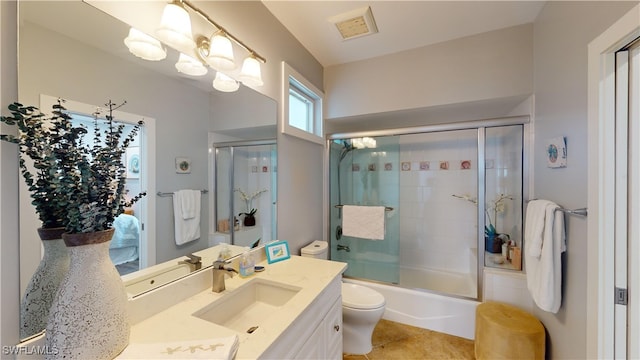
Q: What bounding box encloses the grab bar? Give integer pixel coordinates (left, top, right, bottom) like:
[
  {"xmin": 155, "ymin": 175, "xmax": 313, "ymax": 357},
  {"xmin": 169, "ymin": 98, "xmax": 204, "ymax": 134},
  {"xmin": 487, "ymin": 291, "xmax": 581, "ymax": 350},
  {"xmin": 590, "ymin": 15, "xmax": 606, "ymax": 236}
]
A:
[{"xmin": 334, "ymin": 204, "xmax": 394, "ymax": 211}]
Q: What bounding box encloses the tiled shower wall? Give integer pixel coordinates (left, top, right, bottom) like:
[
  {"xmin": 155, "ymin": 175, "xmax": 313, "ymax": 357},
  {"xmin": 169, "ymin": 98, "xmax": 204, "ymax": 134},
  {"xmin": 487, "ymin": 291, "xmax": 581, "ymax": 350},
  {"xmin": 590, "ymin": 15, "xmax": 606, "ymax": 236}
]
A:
[
  {"xmin": 398, "ymin": 130, "xmax": 478, "ymax": 275},
  {"xmin": 336, "ymin": 125, "xmax": 523, "ymax": 280}
]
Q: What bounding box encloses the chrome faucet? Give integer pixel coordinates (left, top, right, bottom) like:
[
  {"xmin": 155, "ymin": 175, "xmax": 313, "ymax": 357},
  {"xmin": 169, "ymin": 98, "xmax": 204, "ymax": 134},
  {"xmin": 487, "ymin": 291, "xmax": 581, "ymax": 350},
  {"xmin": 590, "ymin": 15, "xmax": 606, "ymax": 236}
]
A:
[
  {"xmin": 337, "ymin": 244, "xmax": 351, "ymax": 252},
  {"xmin": 211, "ymin": 260, "xmax": 238, "ymax": 293},
  {"xmin": 178, "ymin": 254, "xmax": 202, "ymax": 272}
]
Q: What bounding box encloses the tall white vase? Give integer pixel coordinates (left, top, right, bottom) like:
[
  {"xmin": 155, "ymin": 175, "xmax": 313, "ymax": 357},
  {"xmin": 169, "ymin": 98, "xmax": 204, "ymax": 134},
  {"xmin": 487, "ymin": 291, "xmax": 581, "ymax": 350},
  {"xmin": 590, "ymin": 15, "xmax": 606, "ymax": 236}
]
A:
[
  {"xmin": 20, "ymin": 227, "xmax": 69, "ymax": 339},
  {"xmin": 45, "ymin": 228, "xmax": 130, "ymax": 359}
]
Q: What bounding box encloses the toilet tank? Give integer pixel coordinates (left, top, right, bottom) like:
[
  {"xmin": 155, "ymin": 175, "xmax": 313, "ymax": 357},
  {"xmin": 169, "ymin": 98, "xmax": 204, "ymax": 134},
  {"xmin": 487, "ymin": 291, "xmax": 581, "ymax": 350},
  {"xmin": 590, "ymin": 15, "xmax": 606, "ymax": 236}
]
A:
[{"xmin": 300, "ymin": 240, "xmax": 328, "ymax": 259}]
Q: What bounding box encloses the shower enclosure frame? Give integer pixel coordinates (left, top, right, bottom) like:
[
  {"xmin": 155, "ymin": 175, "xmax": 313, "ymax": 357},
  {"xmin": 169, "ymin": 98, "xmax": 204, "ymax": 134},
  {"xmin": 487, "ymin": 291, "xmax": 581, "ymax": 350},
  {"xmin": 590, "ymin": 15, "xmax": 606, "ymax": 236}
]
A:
[
  {"xmin": 213, "ymin": 139, "xmax": 277, "ymax": 245},
  {"xmin": 326, "ymin": 115, "xmax": 530, "ymax": 301}
]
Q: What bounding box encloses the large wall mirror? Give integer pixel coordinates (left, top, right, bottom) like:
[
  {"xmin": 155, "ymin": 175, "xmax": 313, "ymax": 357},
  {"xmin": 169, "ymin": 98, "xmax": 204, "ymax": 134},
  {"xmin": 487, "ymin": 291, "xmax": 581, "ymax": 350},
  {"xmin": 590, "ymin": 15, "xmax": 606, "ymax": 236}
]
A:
[{"xmin": 17, "ymin": 0, "xmax": 277, "ymax": 341}]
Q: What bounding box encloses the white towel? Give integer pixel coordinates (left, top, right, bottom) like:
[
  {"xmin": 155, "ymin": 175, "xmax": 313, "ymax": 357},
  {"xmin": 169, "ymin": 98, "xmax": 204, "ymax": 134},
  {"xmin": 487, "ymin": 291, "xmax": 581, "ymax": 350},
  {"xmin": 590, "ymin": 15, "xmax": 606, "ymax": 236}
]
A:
[
  {"xmin": 173, "ymin": 190, "xmax": 201, "ymax": 245},
  {"xmin": 525, "ymin": 200, "xmax": 566, "ymax": 313},
  {"xmin": 342, "ymin": 205, "xmax": 386, "ymax": 240},
  {"xmin": 116, "ymin": 335, "xmax": 239, "ymax": 359},
  {"xmin": 525, "ymin": 200, "xmax": 554, "ymax": 258},
  {"xmin": 179, "ymin": 189, "xmax": 200, "ymax": 220}
]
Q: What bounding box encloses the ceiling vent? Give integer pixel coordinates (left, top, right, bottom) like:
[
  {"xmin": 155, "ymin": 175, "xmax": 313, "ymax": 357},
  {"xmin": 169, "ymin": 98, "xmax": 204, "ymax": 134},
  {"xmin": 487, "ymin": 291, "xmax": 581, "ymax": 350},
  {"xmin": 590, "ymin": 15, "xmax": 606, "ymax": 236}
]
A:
[{"xmin": 328, "ymin": 6, "xmax": 378, "ymax": 41}]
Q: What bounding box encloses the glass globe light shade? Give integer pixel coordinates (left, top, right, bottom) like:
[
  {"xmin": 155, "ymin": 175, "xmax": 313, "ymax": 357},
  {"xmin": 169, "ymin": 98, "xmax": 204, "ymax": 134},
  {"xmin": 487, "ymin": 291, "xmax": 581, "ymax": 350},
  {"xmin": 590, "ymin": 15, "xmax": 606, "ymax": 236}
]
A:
[
  {"xmin": 124, "ymin": 28, "xmax": 167, "ymax": 61},
  {"xmin": 156, "ymin": 1, "xmax": 196, "ymax": 50},
  {"xmin": 213, "ymin": 72, "xmax": 239, "ymax": 92},
  {"xmin": 175, "ymin": 53, "xmax": 207, "ymax": 76},
  {"xmin": 239, "ymin": 56, "xmax": 264, "ymax": 86},
  {"xmin": 206, "ymin": 33, "xmax": 236, "ymax": 71}
]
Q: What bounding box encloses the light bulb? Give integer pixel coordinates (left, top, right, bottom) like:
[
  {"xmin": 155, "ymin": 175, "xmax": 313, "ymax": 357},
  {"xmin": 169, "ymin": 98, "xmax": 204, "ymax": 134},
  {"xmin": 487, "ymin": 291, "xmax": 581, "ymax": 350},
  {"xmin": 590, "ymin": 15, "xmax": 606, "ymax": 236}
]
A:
[
  {"xmin": 175, "ymin": 53, "xmax": 207, "ymax": 76},
  {"xmin": 156, "ymin": 1, "xmax": 195, "ymax": 50},
  {"xmin": 213, "ymin": 72, "xmax": 239, "ymax": 92},
  {"xmin": 124, "ymin": 28, "xmax": 166, "ymax": 61},
  {"xmin": 239, "ymin": 55, "xmax": 264, "ymax": 86},
  {"xmin": 206, "ymin": 33, "xmax": 235, "ymax": 71}
]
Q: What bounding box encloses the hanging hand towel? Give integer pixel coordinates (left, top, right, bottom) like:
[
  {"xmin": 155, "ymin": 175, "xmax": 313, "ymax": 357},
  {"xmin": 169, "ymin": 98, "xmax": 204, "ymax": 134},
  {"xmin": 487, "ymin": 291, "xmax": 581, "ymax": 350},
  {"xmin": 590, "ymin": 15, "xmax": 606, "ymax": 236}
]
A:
[
  {"xmin": 173, "ymin": 189, "xmax": 201, "ymax": 245},
  {"xmin": 180, "ymin": 189, "xmax": 199, "ymax": 220},
  {"xmin": 525, "ymin": 200, "xmax": 555, "ymax": 258},
  {"xmin": 116, "ymin": 335, "xmax": 239, "ymax": 359},
  {"xmin": 342, "ymin": 205, "xmax": 386, "ymax": 240},
  {"xmin": 525, "ymin": 200, "xmax": 566, "ymax": 313}
]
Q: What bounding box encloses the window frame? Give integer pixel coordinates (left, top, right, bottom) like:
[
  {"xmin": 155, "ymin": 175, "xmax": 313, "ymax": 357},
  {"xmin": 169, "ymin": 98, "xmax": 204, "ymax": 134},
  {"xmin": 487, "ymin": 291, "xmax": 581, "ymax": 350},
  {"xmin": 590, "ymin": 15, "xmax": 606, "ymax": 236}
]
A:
[{"xmin": 281, "ymin": 62, "xmax": 324, "ymax": 144}]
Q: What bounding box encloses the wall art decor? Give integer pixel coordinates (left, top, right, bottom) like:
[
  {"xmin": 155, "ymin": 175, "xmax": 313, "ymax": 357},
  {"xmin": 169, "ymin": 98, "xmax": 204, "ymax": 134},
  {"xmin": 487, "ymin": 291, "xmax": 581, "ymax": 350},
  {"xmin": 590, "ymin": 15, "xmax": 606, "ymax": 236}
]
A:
[
  {"xmin": 126, "ymin": 147, "xmax": 140, "ymax": 179},
  {"xmin": 175, "ymin": 157, "xmax": 191, "ymax": 174},
  {"xmin": 547, "ymin": 136, "xmax": 567, "ymax": 168}
]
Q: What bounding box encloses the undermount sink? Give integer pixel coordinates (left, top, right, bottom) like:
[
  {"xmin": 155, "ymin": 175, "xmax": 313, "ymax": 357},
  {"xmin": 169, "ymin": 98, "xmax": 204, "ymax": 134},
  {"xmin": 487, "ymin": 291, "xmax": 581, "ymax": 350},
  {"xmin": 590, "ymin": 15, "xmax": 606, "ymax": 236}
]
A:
[
  {"xmin": 124, "ymin": 263, "xmax": 192, "ymax": 295},
  {"xmin": 193, "ymin": 278, "xmax": 301, "ymax": 333}
]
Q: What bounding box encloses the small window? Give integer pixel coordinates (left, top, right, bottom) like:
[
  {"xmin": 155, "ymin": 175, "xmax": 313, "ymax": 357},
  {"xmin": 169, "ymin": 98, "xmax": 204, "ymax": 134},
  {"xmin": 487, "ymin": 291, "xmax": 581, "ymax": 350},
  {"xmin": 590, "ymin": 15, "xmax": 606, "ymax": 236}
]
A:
[{"xmin": 282, "ymin": 62, "xmax": 324, "ymax": 144}]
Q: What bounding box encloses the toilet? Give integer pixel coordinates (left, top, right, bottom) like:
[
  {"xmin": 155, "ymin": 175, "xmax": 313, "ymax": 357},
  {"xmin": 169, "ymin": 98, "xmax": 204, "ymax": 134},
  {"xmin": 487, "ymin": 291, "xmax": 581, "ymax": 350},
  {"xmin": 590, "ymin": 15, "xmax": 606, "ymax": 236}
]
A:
[{"xmin": 301, "ymin": 241, "xmax": 386, "ymax": 355}]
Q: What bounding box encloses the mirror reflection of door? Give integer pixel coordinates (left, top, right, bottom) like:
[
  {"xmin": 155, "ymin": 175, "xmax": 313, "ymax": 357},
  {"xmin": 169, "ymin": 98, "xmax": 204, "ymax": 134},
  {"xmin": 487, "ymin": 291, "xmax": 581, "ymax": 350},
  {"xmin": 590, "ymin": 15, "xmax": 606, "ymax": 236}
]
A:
[
  {"xmin": 68, "ymin": 113, "xmax": 144, "ymax": 276},
  {"xmin": 19, "ymin": 95, "xmax": 156, "ymax": 289}
]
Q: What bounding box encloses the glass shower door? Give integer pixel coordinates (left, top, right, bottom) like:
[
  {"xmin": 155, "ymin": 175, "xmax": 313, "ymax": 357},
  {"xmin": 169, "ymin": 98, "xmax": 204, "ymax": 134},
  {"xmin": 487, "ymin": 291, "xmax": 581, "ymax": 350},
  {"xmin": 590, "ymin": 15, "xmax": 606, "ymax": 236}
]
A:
[
  {"xmin": 329, "ymin": 136, "xmax": 400, "ymax": 284},
  {"xmin": 214, "ymin": 142, "xmax": 277, "ymax": 247}
]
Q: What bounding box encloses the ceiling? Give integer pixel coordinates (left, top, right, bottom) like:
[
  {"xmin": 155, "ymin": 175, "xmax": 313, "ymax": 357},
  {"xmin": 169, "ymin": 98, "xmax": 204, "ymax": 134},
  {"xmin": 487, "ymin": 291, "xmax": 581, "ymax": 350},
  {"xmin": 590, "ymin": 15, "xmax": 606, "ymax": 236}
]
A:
[{"xmin": 262, "ymin": 1, "xmax": 546, "ymax": 67}]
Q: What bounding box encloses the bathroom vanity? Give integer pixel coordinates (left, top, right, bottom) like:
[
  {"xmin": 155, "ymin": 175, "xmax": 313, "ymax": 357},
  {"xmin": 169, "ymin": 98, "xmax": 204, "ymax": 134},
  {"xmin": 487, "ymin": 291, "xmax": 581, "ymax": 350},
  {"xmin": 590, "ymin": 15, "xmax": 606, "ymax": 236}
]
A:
[{"xmin": 121, "ymin": 255, "xmax": 347, "ymax": 359}]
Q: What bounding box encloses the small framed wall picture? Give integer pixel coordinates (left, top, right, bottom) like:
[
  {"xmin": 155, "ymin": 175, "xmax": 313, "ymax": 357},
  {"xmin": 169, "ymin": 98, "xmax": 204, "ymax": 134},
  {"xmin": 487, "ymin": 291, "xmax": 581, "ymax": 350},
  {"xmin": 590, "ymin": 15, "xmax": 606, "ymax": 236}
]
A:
[
  {"xmin": 547, "ymin": 136, "xmax": 567, "ymax": 168},
  {"xmin": 126, "ymin": 147, "xmax": 140, "ymax": 179},
  {"xmin": 175, "ymin": 157, "xmax": 191, "ymax": 174},
  {"xmin": 265, "ymin": 240, "xmax": 291, "ymax": 264}
]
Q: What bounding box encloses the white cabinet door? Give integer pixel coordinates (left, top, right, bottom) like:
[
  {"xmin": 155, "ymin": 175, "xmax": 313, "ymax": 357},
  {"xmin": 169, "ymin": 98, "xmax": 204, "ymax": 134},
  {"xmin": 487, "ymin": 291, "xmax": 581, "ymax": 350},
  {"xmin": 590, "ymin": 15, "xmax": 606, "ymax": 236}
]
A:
[
  {"xmin": 296, "ymin": 322, "xmax": 324, "ymax": 359},
  {"xmin": 324, "ymin": 296, "xmax": 343, "ymax": 359}
]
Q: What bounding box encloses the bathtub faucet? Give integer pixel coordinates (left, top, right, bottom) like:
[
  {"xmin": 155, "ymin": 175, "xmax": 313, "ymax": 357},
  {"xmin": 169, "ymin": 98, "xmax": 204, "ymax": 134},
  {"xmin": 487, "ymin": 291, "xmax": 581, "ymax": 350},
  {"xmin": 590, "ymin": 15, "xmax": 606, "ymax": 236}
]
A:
[{"xmin": 337, "ymin": 244, "xmax": 351, "ymax": 252}]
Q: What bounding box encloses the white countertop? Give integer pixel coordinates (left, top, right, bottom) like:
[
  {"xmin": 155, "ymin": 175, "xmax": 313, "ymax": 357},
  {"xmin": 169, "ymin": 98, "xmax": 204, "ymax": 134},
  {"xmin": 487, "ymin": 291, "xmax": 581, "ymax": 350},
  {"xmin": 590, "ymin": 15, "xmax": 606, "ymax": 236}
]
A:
[{"xmin": 119, "ymin": 255, "xmax": 347, "ymax": 359}]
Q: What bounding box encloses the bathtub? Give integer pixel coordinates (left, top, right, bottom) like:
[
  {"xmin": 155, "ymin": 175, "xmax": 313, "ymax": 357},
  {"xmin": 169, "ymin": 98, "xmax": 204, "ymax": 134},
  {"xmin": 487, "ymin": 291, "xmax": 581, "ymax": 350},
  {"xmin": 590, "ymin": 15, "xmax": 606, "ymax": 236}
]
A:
[{"xmin": 343, "ymin": 277, "xmax": 479, "ymax": 340}]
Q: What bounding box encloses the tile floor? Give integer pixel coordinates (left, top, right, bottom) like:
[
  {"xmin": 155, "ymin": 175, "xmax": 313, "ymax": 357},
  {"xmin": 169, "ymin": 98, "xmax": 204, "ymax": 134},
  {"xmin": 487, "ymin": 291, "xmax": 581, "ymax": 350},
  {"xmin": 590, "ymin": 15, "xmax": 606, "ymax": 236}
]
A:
[{"xmin": 343, "ymin": 319, "xmax": 475, "ymax": 360}]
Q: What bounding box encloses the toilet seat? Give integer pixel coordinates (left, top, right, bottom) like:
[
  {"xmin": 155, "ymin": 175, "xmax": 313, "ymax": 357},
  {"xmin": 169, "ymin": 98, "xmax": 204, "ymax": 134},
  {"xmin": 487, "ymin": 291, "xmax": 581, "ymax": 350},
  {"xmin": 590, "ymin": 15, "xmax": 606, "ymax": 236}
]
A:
[{"xmin": 342, "ymin": 283, "xmax": 385, "ymax": 309}]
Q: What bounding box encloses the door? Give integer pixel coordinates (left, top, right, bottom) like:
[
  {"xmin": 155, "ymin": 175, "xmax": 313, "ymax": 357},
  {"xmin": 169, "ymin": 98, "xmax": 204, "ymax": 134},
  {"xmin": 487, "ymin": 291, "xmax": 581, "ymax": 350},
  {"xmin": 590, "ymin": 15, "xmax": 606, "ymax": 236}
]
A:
[{"xmin": 614, "ymin": 38, "xmax": 640, "ymax": 359}]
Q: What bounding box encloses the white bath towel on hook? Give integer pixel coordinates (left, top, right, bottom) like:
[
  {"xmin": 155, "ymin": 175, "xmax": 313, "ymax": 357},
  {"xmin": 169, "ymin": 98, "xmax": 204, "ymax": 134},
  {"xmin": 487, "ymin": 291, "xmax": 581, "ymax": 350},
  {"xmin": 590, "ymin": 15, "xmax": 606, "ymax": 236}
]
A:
[{"xmin": 342, "ymin": 205, "xmax": 386, "ymax": 240}]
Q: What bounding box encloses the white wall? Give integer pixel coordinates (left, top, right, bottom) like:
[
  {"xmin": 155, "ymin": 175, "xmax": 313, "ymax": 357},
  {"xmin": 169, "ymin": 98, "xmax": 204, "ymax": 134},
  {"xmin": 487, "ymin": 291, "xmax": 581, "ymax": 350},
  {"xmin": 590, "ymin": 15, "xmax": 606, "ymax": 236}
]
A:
[
  {"xmin": 325, "ymin": 24, "xmax": 533, "ymax": 121},
  {"xmin": 0, "ymin": 0, "xmax": 20, "ymax": 348},
  {"xmin": 532, "ymin": 2, "xmax": 637, "ymax": 358}
]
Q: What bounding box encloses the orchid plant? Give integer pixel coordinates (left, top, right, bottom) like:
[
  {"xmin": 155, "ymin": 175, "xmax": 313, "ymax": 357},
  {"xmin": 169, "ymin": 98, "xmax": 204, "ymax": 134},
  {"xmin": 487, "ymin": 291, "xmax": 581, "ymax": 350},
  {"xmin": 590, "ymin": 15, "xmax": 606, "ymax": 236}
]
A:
[
  {"xmin": 452, "ymin": 193, "xmax": 513, "ymax": 238},
  {"xmin": 234, "ymin": 187, "xmax": 268, "ymax": 217}
]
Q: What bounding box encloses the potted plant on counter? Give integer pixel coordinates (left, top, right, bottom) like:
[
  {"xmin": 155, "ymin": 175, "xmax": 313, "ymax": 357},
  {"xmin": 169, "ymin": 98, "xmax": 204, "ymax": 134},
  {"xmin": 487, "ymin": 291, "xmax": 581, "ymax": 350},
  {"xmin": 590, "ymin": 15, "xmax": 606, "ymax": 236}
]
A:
[
  {"xmin": 42, "ymin": 99, "xmax": 146, "ymax": 360},
  {"xmin": 1, "ymin": 100, "xmax": 75, "ymax": 339}
]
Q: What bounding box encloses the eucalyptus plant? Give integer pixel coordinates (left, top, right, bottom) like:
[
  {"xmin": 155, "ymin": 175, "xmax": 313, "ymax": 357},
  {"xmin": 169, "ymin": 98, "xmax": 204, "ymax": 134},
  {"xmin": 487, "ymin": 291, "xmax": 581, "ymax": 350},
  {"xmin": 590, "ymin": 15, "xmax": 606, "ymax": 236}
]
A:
[
  {"xmin": 53, "ymin": 100, "xmax": 146, "ymax": 234},
  {"xmin": 0, "ymin": 100, "xmax": 78, "ymax": 229}
]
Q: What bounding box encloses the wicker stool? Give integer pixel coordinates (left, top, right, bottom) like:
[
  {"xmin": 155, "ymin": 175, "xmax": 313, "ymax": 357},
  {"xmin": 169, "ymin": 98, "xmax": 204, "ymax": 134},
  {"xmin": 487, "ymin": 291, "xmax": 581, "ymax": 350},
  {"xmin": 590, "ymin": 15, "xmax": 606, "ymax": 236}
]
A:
[{"xmin": 475, "ymin": 301, "xmax": 545, "ymax": 360}]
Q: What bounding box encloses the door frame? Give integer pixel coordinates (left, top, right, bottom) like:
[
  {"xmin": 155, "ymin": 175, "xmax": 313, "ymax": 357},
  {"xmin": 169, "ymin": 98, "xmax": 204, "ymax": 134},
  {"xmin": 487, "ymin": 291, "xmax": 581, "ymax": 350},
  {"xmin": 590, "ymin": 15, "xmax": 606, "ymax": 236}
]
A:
[
  {"xmin": 38, "ymin": 95, "xmax": 156, "ymax": 268},
  {"xmin": 587, "ymin": 4, "xmax": 640, "ymax": 358}
]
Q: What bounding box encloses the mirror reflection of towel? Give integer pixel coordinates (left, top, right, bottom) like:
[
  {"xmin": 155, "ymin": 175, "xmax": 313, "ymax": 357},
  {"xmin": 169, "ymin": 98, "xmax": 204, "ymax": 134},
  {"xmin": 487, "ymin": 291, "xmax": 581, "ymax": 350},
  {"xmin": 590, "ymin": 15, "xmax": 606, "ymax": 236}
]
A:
[
  {"xmin": 173, "ymin": 190, "xmax": 201, "ymax": 245},
  {"xmin": 342, "ymin": 205, "xmax": 386, "ymax": 240}
]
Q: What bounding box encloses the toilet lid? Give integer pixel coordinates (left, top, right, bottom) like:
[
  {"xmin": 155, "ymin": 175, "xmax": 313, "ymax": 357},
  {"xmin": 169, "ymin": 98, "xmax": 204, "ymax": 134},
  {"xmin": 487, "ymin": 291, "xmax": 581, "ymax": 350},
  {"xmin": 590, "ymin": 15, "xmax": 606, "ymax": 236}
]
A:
[{"xmin": 342, "ymin": 283, "xmax": 385, "ymax": 309}]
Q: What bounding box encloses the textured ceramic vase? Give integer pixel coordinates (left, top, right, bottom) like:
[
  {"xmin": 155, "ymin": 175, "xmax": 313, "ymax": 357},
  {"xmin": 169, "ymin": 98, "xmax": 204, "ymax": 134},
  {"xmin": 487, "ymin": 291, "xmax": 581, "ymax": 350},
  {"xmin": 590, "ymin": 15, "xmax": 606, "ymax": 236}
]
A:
[
  {"xmin": 20, "ymin": 227, "xmax": 69, "ymax": 339},
  {"xmin": 45, "ymin": 228, "xmax": 130, "ymax": 359}
]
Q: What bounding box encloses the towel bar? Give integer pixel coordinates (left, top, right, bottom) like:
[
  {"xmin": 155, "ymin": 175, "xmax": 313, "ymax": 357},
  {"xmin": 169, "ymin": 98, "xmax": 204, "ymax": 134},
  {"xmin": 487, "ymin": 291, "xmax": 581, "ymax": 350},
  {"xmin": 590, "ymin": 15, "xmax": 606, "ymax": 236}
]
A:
[
  {"xmin": 527, "ymin": 199, "xmax": 588, "ymax": 217},
  {"xmin": 334, "ymin": 204, "xmax": 394, "ymax": 211},
  {"xmin": 157, "ymin": 189, "xmax": 208, "ymax": 197},
  {"xmin": 555, "ymin": 207, "xmax": 588, "ymax": 217}
]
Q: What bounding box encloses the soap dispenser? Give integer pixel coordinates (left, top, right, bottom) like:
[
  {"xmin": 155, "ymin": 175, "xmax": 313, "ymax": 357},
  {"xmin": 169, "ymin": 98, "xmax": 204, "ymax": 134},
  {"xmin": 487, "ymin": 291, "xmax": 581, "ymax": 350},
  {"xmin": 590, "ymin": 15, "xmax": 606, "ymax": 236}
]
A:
[{"xmin": 239, "ymin": 247, "xmax": 255, "ymax": 278}]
